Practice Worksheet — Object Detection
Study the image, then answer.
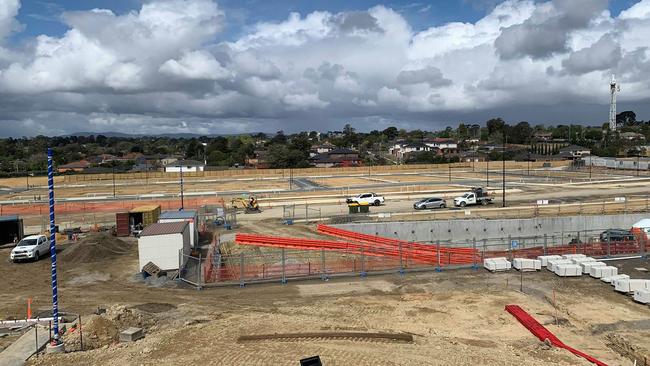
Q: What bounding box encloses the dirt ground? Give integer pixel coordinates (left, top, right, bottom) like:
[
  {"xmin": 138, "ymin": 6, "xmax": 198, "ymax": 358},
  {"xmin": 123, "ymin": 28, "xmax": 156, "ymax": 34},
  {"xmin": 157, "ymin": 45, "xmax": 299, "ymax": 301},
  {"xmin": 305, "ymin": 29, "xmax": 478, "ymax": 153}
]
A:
[{"xmin": 0, "ymin": 232, "xmax": 647, "ymax": 365}]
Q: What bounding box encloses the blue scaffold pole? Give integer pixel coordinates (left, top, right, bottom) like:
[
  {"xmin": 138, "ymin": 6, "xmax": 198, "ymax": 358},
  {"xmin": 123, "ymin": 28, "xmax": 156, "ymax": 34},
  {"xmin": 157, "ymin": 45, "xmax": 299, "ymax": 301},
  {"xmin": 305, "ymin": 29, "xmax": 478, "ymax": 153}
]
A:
[{"xmin": 47, "ymin": 148, "xmax": 61, "ymax": 344}]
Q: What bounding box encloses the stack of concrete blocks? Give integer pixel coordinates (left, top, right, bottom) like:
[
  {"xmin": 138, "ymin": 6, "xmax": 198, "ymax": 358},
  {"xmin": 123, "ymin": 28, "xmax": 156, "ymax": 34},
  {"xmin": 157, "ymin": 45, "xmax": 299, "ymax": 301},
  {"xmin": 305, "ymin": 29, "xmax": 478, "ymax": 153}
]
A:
[
  {"xmin": 512, "ymin": 258, "xmax": 542, "ymax": 271},
  {"xmin": 483, "ymin": 257, "xmax": 512, "ymax": 272},
  {"xmin": 590, "ymin": 266, "xmax": 618, "ymax": 279},
  {"xmin": 633, "ymin": 289, "xmax": 650, "ymax": 304},
  {"xmin": 547, "ymin": 259, "xmax": 574, "ymax": 272},
  {"xmin": 554, "ymin": 264, "xmax": 582, "ymax": 277},
  {"xmin": 581, "ymin": 261, "xmax": 607, "ymax": 274},
  {"xmin": 614, "ymin": 279, "xmax": 650, "ymax": 293},
  {"xmin": 562, "ymin": 254, "xmax": 586, "ymax": 260},
  {"xmin": 537, "ymin": 255, "xmax": 563, "ymax": 267},
  {"xmin": 571, "ymin": 257, "xmax": 595, "ymax": 265},
  {"xmin": 602, "ymin": 274, "xmax": 630, "ymax": 284}
]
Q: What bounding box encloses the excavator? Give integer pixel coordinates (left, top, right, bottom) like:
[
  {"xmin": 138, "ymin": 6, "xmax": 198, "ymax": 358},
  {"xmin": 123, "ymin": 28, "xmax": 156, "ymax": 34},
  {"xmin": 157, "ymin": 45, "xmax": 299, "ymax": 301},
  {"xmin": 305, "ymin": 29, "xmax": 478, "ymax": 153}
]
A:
[{"xmin": 231, "ymin": 196, "xmax": 262, "ymax": 214}]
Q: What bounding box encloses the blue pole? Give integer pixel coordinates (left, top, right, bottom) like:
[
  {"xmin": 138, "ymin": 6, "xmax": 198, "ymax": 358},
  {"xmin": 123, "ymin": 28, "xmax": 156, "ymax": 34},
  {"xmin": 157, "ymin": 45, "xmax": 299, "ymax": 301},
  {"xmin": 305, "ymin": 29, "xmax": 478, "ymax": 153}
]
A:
[{"xmin": 47, "ymin": 148, "xmax": 61, "ymax": 344}]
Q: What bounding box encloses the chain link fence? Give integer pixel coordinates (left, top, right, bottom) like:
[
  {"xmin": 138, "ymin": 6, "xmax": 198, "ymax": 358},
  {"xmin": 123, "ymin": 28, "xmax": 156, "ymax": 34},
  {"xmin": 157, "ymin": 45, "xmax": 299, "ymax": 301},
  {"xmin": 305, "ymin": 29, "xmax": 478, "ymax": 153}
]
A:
[{"xmin": 180, "ymin": 227, "xmax": 648, "ymax": 288}]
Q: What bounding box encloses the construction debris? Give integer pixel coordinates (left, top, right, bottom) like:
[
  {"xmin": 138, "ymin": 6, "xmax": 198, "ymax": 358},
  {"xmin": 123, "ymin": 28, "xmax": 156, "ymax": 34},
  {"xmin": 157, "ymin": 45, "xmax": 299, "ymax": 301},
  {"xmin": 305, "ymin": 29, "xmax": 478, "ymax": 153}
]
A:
[{"xmin": 119, "ymin": 327, "xmax": 144, "ymax": 342}]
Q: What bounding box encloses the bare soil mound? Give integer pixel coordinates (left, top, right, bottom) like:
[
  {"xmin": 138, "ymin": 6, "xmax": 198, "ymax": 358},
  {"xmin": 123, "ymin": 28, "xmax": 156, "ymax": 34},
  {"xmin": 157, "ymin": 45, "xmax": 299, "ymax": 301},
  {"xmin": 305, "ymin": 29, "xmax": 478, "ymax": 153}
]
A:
[{"xmin": 60, "ymin": 233, "xmax": 134, "ymax": 263}]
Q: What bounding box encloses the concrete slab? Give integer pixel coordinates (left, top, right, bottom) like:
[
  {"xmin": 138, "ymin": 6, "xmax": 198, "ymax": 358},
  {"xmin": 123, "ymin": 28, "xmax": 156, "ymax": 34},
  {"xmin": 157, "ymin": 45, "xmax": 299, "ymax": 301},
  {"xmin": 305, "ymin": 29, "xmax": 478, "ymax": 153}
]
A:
[
  {"xmin": 606, "ymin": 274, "xmax": 631, "ymax": 286},
  {"xmin": 614, "ymin": 279, "xmax": 650, "ymax": 293},
  {"xmin": 590, "ymin": 266, "xmax": 618, "ymax": 279},
  {"xmin": 513, "ymin": 258, "xmax": 541, "ymax": 271},
  {"xmin": 547, "ymin": 259, "xmax": 573, "ymax": 272},
  {"xmin": 633, "ymin": 289, "xmax": 650, "ymax": 304},
  {"xmin": 0, "ymin": 325, "xmax": 49, "ymax": 366},
  {"xmin": 119, "ymin": 327, "xmax": 144, "ymax": 342},
  {"xmin": 537, "ymin": 255, "xmax": 562, "ymax": 267},
  {"xmin": 581, "ymin": 261, "xmax": 607, "ymax": 274},
  {"xmin": 483, "ymin": 258, "xmax": 511, "ymax": 272},
  {"xmin": 554, "ymin": 264, "xmax": 582, "ymax": 277}
]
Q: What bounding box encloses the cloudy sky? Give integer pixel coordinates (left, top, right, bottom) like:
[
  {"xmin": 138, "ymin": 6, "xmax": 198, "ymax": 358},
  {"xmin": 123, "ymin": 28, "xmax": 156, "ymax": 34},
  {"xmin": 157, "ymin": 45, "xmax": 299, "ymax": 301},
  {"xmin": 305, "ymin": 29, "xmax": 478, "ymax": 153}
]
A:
[{"xmin": 0, "ymin": 0, "xmax": 649, "ymax": 136}]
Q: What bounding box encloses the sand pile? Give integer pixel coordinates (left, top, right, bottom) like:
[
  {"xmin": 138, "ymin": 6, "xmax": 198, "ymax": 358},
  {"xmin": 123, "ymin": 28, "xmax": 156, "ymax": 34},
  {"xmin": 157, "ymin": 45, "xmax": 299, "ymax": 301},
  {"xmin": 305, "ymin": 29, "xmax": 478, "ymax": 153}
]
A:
[{"xmin": 60, "ymin": 233, "xmax": 133, "ymax": 263}]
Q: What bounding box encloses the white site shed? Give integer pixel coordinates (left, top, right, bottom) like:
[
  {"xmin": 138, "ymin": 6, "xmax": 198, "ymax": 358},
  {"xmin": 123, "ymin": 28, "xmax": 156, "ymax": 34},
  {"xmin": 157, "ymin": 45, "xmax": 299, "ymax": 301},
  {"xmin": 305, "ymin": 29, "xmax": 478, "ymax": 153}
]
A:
[
  {"xmin": 158, "ymin": 210, "xmax": 199, "ymax": 247},
  {"xmin": 138, "ymin": 221, "xmax": 190, "ymax": 271}
]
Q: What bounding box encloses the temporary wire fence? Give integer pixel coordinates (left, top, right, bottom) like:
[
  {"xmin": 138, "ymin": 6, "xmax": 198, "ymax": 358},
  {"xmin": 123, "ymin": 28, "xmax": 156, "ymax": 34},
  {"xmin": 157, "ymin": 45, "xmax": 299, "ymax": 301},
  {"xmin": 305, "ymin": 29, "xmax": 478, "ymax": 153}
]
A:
[{"xmin": 185, "ymin": 227, "xmax": 647, "ymax": 287}]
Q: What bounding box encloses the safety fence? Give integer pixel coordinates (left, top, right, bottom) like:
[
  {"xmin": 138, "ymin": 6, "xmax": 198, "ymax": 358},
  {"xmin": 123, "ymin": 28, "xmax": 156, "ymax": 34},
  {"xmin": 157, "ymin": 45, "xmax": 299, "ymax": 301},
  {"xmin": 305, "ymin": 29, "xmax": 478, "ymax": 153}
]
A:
[
  {"xmin": 0, "ymin": 197, "xmax": 224, "ymax": 216},
  {"xmin": 56, "ymin": 161, "xmax": 569, "ymax": 183},
  {"xmin": 187, "ymin": 226, "xmax": 647, "ymax": 287}
]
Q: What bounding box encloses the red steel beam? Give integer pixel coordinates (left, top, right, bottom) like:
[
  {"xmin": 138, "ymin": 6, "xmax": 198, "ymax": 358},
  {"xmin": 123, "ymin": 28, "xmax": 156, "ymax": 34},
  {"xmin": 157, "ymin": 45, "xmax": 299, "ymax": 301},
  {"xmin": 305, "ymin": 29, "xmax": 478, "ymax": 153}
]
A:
[{"xmin": 505, "ymin": 305, "xmax": 607, "ymax": 366}]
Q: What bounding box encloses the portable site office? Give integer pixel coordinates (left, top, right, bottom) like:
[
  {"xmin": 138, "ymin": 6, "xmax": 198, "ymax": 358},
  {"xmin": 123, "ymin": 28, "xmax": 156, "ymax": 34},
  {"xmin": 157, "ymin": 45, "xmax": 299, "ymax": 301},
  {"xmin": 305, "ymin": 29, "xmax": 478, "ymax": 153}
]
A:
[
  {"xmin": 138, "ymin": 221, "xmax": 190, "ymax": 271},
  {"xmin": 158, "ymin": 210, "xmax": 199, "ymax": 247}
]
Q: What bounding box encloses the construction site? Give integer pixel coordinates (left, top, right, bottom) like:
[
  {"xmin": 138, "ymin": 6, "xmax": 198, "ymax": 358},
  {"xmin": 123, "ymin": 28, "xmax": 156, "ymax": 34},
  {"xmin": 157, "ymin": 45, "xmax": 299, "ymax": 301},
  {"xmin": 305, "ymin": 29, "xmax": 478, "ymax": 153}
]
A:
[{"xmin": 1, "ymin": 161, "xmax": 650, "ymax": 365}]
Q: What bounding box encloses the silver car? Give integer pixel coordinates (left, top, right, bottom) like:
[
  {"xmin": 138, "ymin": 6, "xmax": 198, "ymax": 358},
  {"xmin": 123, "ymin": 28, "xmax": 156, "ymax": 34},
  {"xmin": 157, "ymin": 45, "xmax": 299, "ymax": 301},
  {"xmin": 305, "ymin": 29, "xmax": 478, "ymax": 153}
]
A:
[{"xmin": 413, "ymin": 197, "xmax": 446, "ymax": 210}]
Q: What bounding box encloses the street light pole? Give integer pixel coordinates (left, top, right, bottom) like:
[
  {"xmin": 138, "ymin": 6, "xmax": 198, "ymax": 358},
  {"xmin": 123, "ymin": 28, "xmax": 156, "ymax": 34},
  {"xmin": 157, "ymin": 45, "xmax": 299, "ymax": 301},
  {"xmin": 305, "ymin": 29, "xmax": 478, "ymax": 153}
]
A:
[
  {"xmin": 112, "ymin": 166, "xmax": 116, "ymax": 198},
  {"xmin": 180, "ymin": 164, "xmax": 185, "ymax": 210},
  {"xmin": 486, "ymin": 157, "xmax": 489, "ymax": 188},
  {"xmin": 502, "ymin": 130, "xmax": 506, "ymax": 208}
]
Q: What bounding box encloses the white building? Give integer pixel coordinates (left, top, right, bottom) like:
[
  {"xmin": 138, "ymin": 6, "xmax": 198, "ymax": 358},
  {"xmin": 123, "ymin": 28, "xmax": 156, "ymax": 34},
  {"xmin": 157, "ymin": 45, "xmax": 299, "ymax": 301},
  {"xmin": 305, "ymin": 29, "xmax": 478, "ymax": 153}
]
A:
[
  {"xmin": 158, "ymin": 210, "xmax": 199, "ymax": 247},
  {"xmin": 389, "ymin": 142, "xmax": 431, "ymax": 160},
  {"xmin": 424, "ymin": 138, "xmax": 458, "ymax": 150},
  {"xmin": 138, "ymin": 221, "xmax": 190, "ymax": 271},
  {"xmin": 164, "ymin": 160, "xmax": 205, "ymax": 173}
]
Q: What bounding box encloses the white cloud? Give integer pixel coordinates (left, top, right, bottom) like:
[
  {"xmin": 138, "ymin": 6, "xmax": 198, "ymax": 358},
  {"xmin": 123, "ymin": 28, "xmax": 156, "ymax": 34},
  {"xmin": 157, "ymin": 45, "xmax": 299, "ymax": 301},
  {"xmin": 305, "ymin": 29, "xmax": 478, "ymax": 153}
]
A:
[
  {"xmin": 2, "ymin": 0, "xmax": 650, "ymax": 136},
  {"xmin": 159, "ymin": 50, "xmax": 230, "ymax": 80}
]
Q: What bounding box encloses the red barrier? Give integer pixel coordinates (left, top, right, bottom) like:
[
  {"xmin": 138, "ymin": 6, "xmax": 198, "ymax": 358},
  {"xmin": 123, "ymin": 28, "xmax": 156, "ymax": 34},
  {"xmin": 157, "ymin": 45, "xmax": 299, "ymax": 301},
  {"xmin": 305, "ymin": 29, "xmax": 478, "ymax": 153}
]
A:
[{"xmin": 505, "ymin": 305, "xmax": 607, "ymax": 366}]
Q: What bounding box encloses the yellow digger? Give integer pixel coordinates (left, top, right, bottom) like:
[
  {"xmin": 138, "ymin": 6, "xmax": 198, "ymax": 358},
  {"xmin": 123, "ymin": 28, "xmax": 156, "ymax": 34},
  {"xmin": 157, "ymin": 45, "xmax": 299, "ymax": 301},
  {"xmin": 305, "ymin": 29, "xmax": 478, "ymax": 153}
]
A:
[{"xmin": 231, "ymin": 196, "xmax": 262, "ymax": 214}]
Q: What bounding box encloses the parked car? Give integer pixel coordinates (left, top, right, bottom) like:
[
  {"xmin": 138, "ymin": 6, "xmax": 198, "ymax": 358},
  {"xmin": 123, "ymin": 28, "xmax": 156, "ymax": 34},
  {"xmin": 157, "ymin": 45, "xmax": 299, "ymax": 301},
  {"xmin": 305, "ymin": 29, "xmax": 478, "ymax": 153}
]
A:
[
  {"xmin": 413, "ymin": 197, "xmax": 447, "ymax": 210},
  {"xmin": 600, "ymin": 229, "xmax": 635, "ymax": 242},
  {"xmin": 346, "ymin": 193, "xmax": 385, "ymax": 206},
  {"xmin": 453, "ymin": 187, "xmax": 493, "ymax": 207},
  {"xmin": 10, "ymin": 235, "xmax": 49, "ymax": 262}
]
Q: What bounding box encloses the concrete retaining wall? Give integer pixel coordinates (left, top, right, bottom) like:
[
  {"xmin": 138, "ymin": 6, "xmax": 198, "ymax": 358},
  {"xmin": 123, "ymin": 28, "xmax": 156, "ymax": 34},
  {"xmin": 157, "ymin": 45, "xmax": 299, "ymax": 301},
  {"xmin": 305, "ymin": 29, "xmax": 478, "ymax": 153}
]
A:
[{"xmin": 334, "ymin": 213, "xmax": 648, "ymax": 244}]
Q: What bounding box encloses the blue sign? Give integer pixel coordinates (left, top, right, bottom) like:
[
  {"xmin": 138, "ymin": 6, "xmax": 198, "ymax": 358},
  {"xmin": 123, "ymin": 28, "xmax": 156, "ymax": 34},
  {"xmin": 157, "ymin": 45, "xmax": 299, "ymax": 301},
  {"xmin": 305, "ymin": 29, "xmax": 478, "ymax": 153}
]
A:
[{"xmin": 511, "ymin": 240, "xmax": 519, "ymax": 249}]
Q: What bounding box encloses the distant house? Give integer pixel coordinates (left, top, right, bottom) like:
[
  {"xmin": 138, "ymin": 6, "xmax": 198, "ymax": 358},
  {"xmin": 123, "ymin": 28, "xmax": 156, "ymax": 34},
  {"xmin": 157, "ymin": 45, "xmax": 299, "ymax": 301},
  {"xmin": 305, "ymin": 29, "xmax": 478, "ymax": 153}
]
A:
[
  {"xmin": 245, "ymin": 150, "xmax": 269, "ymax": 168},
  {"xmin": 533, "ymin": 131, "xmax": 553, "ymax": 141},
  {"xmin": 91, "ymin": 154, "xmax": 118, "ymax": 164},
  {"xmin": 57, "ymin": 160, "xmax": 91, "ymax": 173},
  {"xmin": 310, "ymin": 142, "xmax": 336, "ymax": 157},
  {"xmin": 389, "ymin": 142, "xmax": 431, "ymax": 160},
  {"xmin": 423, "ymin": 138, "xmax": 458, "ymax": 154},
  {"xmin": 557, "ymin": 145, "xmax": 591, "ymax": 160},
  {"xmin": 160, "ymin": 155, "xmax": 181, "ymax": 166},
  {"xmin": 620, "ymin": 132, "xmax": 646, "ymax": 141},
  {"xmin": 164, "ymin": 160, "xmax": 205, "ymax": 173},
  {"xmin": 310, "ymin": 148, "xmax": 360, "ymax": 168}
]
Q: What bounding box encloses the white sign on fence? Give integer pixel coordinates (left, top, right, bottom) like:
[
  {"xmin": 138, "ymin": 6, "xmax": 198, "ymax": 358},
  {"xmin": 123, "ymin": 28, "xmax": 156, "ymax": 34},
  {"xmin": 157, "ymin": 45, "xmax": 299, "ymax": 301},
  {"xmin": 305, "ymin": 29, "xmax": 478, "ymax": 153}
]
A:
[
  {"xmin": 536, "ymin": 200, "xmax": 549, "ymax": 205},
  {"xmin": 614, "ymin": 197, "xmax": 626, "ymax": 202}
]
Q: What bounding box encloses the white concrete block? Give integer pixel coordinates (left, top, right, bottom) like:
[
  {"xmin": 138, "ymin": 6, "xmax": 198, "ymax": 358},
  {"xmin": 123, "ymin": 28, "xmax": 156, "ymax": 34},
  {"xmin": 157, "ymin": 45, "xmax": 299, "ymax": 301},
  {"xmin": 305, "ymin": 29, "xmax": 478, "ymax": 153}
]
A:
[
  {"xmin": 554, "ymin": 264, "xmax": 582, "ymax": 277},
  {"xmin": 590, "ymin": 266, "xmax": 618, "ymax": 279},
  {"xmin": 548, "ymin": 259, "xmax": 574, "ymax": 272},
  {"xmin": 562, "ymin": 254, "xmax": 586, "ymax": 260},
  {"xmin": 614, "ymin": 279, "xmax": 650, "ymax": 293},
  {"xmin": 633, "ymin": 289, "xmax": 650, "ymax": 304},
  {"xmin": 581, "ymin": 261, "xmax": 607, "ymax": 274},
  {"xmin": 602, "ymin": 274, "xmax": 630, "ymax": 284},
  {"xmin": 571, "ymin": 257, "xmax": 595, "ymax": 265},
  {"xmin": 513, "ymin": 258, "xmax": 542, "ymax": 271},
  {"xmin": 537, "ymin": 255, "xmax": 562, "ymax": 267},
  {"xmin": 483, "ymin": 258, "xmax": 511, "ymax": 272}
]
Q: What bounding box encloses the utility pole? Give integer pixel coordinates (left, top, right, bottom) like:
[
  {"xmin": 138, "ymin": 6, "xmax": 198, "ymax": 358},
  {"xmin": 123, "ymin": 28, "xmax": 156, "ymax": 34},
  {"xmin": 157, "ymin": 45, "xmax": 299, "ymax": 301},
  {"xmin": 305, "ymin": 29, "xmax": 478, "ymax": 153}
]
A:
[
  {"xmin": 180, "ymin": 164, "xmax": 185, "ymax": 210},
  {"xmin": 46, "ymin": 148, "xmax": 63, "ymax": 352},
  {"xmin": 502, "ymin": 129, "xmax": 506, "ymax": 208},
  {"xmin": 486, "ymin": 157, "xmax": 489, "ymax": 187},
  {"xmin": 112, "ymin": 166, "xmax": 116, "ymax": 198},
  {"xmin": 448, "ymin": 162, "xmax": 451, "ymax": 182}
]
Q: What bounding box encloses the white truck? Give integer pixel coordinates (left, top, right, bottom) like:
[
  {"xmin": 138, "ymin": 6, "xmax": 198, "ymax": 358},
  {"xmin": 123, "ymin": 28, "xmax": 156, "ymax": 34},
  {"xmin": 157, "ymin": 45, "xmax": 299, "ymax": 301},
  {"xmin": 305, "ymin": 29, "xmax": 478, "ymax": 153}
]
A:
[
  {"xmin": 10, "ymin": 234, "xmax": 49, "ymax": 262},
  {"xmin": 346, "ymin": 192, "xmax": 385, "ymax": 206},
  {"xmin": 454, "ymin": 187, "xmax": 493, "ymax": 207}
]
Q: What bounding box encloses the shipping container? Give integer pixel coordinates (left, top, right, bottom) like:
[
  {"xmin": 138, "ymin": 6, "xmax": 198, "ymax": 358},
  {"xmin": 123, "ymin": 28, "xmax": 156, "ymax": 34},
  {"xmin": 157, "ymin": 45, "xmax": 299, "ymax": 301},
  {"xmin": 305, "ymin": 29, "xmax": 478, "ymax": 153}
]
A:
[
  {"xmin": 129, "ymin": 205, "xmax": 161, "ymax": 229},
  {"xmin": 115, "ymin": 212, "xmax": 130, "ymax": 237},
  {"xmin": 0, "ymin": 215, "xmax": 24, "ymax": 244}
]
